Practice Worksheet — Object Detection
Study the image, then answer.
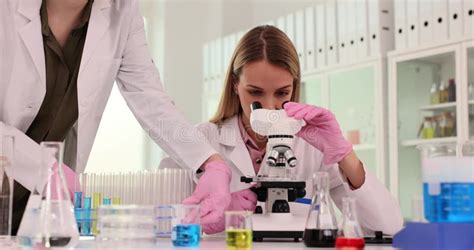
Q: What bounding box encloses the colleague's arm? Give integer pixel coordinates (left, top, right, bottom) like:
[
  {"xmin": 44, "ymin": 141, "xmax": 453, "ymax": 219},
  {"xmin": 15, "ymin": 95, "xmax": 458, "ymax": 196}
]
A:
[
  {"xmin": 0, "ymin": 122, "xmax": 54, "ymax": 191},
  {"xmin": 114, "ymin": 0, "xmax": 217, "ymax": 172}
]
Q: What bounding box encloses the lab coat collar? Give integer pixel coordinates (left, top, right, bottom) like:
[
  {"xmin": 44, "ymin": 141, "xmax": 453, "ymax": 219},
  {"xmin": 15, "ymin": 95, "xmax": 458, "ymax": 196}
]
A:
[
  {"xmin": 18, "ymin": 0, "xmax": 41, "ymax": 21},
  {"xmin": 79, "ymin": 0, "xmax": 112, "ymax": 74},
  {"xmin": 218, "ymin": 116, "xmax": 239, "ymax": 147},
  {"xmin": 219, "ymin": 116, "xmax": 256, "ymax": 177},
  {"xmin": 16, "ymin": 0, "xmax": 113, "ymax": 91},
  {"xmin": 18, "ymin": 0, "xmax": 111, "ymax": 21}
]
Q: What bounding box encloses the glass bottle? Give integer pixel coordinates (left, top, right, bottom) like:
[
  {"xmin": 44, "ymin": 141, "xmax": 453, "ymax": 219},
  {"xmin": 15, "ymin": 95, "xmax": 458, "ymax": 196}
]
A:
[
  {"xmin": 430, "ymin": 83, "xmax": 439, "ymax": 104},
  {"xmin": 0, "ymin": 135, "xmax": 14, "ymax": 246},
  {"xmin": 335, "ymin": 197, "xmax": 365, "ymax": 249},
  {"xmin": 303, "ymin": 172, "xmax": 338, "ymax": 248},
  {"xmin": 469, "ymin": 82, "xmax": 474, "ymax": 100},
  {"xmin": 448, "ymin": 79, "xmax": 456, "ymax": 102},
  {"xmin": 421, "ymin": 117, "xmax": 435, "ymax": 139},
  {"xmin": 439, "ymin": 81, "xmax": 448, "ymax": 103},
  {"xmin": 17, "ymin": 142, "xmax": 79, "ymax": 248}
]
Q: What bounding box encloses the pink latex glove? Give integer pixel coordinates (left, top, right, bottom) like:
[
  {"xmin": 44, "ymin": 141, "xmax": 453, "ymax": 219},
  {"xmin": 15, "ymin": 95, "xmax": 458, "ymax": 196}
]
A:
[
  {"xmin": 182, "ymin": 160, "xmax": 232, "ymax": 234},
  {"xmin": 200, "ymin": 189, "xmax": 257, "ymax": 234},
  {"xmin": 284, "ymin": 102, "xmax": 353, "ymax": 165},
  {"xmin": 50, "ymin": 162, "xmax": 81, "ymax": 201}
]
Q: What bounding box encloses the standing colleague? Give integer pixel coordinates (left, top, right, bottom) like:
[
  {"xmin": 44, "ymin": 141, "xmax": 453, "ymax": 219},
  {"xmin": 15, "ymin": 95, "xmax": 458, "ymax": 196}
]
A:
[{"xmin": 0, "ymin": 0, "xmax": 232, "ymax": 234}]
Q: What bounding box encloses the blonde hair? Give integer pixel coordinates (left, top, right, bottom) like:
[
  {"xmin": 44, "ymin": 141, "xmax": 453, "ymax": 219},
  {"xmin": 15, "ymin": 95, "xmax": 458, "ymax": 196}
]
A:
[{"xmin": 209, "ymin": 25, "xmax": 301, "ymax": 124}]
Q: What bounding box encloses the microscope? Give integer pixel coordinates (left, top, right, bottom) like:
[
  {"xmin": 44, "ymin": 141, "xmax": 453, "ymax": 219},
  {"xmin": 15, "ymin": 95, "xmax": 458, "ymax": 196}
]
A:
[{"xmin": 240, "ymin": 101, "xmax": 308, "ymax": 242}]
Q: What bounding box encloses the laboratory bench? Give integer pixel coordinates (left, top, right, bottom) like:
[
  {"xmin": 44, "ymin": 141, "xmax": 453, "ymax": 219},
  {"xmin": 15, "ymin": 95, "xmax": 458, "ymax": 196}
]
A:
[{"xmin": 72, "ymin": 236, "xmax": 394, "ymax": 249}]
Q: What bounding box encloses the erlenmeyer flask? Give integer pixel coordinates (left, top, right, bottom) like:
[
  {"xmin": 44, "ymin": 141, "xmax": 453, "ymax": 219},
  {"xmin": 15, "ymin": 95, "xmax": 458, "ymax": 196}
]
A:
[
  {"xmin": 335, "ymin": 197, "xmax": 365, "ymax": 249},
  {"xmin": 303, "ymin": 172, "xmax": 338, "ymax": 248},
  {"xmin": 17, "ymin": 142, "xmax": 79, "ymax": 248}
]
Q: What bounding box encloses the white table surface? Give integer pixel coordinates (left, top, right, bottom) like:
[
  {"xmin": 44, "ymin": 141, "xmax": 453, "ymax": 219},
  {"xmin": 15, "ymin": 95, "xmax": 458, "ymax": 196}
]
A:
[{"xmin": 73, "ymin": 236, "xmax": 394, "ymax": 250}]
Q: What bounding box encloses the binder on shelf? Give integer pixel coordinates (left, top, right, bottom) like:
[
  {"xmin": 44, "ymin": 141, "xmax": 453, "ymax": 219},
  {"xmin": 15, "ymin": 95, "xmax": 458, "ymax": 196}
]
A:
[
  {"xmin": 276, "ymin": 16, "xmax": 286, "ymax": 33},
  {"xmin": 326, "ymin": 0, "xmax": 339, "ymax": 66},
  {"xmin": 407, "ymin": 0, "xmax": 419, "ymax": 48},
  {"xmin": 418, "ymin": 0, "xmax": 434, "ymax": 46},
  {"xmin": 463, "ymin": 0, "xmax": 474, "ymax": 38},
  {"xmin": 236, "ymin": 31, "xmax": 245, "ymax": 43},
  {"xmin": 337, "ymin": 0, "xmax": 348, "ymax": 64},
  {"xmin": 264, "ymin": 20, "xmax": 275, "ymax": 26},
  {"xmin": 209, "ymin": 40, "xmax": 217, "ymax": 79},
  {"xmin": 316, "ymin": 3, "xmax": 327, "ymax": 68},
  {"xmin": 305, "ymin": 7, "xmax": 316, "ymax": 71},
  {"xmin": 395, "ymin": 0, "xmax": 408, "ymax": 50},
  {"xmin": 368, "ymin": 0, "xmax": 394, "ymax": 56},
  {"xmin": 215, "ymin": 38, "xmax": 223, "ymax": 77},
  {"xmin": 203, "ymin": 43, "xmax": 210, "ymax": 81},
  {"xmin": 295, "ymin": 10, "xmax": 306, "ymax": 71},
  {"xmin": 286, "ymin": 13, "xmax": 296, "ymax": 44},
  {"xmin": 448, "ymin": 0, "xmax": 464, "ymax": 40},
  {"xmin": 432, "ymin": 0, "xmax": 449, "ymax": 42},
  {"xmin": 222, "ymin": 36, "xmax": 231, "ymax": 72},
  {"xmin": 229, "ymin": 33, "xmax": 238, "ymax": 59},
  {"xmin": 347, "ymin": 0, "xmax": 358, "ymax": 62},
  {"xmin": 356, "ymin": 0, "xmax": 369, "ymax": 59}
]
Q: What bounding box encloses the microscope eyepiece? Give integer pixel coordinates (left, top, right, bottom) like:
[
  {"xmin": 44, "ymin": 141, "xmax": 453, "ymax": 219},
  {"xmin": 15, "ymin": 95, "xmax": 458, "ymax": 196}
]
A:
[
  {"xmin": 251, "ymin": 101, "xmax": 262, "ymax": 111},
  {"xmin": 281, "ymin": 100, "xmax": 290, "ymax": 109}
]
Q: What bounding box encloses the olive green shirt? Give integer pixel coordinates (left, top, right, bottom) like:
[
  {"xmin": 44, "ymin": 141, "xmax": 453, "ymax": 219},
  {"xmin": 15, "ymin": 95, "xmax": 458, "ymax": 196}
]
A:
[{"xmin": 13, "ymin": 0, "xmax": 93, "ymax": 235}]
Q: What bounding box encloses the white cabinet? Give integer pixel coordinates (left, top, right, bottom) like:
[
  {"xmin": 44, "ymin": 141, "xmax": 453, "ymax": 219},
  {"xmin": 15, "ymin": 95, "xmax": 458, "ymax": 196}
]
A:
[{"xmin": 388, "ymin": 39, "xmax": 474, "ymax": 220}]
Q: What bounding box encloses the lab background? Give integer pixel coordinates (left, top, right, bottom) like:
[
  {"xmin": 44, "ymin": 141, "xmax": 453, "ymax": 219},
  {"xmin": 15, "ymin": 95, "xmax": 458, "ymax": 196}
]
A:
[{"xmin": 85, "ymin": 0, "xmax": 474, "ymax": 223}]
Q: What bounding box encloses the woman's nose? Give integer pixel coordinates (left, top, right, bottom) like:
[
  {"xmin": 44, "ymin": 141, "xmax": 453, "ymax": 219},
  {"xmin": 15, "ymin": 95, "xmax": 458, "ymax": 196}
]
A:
[{"xmin": 261, "ymin": 99, "xmax": 280, "ymax": 110}]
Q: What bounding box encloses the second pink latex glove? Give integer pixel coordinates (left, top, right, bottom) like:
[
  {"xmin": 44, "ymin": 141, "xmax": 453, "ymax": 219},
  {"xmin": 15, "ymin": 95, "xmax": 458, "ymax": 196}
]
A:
[
  {"xmin": 50, "ymin": 162, "xmax": 81, "ymax": 201},
  {"xmin": 284, "ymin": 102, "xmax": 353, "ymax": 165},
  {"xmin": 182, "ymin": 160, "xmax": 232, "ymax": 234},
  {"xmin": 202, "ymin": 189, "xmax": 257, "ymax": 234}
]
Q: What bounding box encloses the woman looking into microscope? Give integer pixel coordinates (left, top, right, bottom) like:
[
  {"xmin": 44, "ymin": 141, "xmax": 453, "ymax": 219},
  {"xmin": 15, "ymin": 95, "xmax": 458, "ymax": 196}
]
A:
[{"xmin": 162, "ymin": 25, "xmax": 403, "ymax": 235}]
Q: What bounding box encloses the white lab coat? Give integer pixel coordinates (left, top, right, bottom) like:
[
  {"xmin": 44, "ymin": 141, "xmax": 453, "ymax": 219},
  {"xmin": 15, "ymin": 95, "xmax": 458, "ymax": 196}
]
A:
[
  {"xmin": 0, "ymin": 0, "xmax": 216, "ymax": 191},
  {"xmin": 160, "ymin": 116, "xmax": 404, "ymax": 235}
]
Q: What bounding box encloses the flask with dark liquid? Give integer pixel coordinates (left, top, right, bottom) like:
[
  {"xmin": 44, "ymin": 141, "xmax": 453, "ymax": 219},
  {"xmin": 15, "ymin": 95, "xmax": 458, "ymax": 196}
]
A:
[
  {"xmin": 303, "ymin": 172, "xmax": 338, "ymax": 247},
  {"xmin": 17, "ymin": 142, "xmax": 79, "ymax": 248}
]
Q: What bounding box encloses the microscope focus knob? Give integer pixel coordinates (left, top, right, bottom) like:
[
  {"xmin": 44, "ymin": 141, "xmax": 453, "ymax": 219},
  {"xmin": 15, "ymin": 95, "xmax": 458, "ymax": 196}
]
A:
[
  {"xmin": 272, "ymin": 200, "xmax": 290, "ymax": 213},
  {"xmin": 297, "ymin": 188, "xmax": 306, "ymax": 198}
]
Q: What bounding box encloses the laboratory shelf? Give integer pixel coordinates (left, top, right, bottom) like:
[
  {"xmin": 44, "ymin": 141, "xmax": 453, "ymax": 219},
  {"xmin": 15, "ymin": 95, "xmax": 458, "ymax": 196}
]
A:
[
  {"xmin": 419, "ymin": 102, "xmax": 456, "ymax": 111},
  {"xmin": 401, "ymin": 137, "xmax": 458, "ymax": 147}
]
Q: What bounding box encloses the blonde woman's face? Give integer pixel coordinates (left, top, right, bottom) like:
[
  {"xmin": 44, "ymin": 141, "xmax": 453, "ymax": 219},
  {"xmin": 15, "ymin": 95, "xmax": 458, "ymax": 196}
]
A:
[{"xmin": 235, "ymin": 60, "xmax": 294, "ymax": 123}]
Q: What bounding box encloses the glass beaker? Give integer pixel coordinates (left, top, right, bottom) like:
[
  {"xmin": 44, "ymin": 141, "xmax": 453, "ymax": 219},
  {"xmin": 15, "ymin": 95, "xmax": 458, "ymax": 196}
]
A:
[
  {"xmin": 225, "ymin": 211, "xmax": 252, "ymax": 250},
  {"xmin": 303, "ymin": 172, "xmax": 338, "ymax": 248},
  {"xmin": 96, "ymin": 205, "xmax": 155, "ymax": 241},
  {"xmin": 335, "ymin": 197, "xmax": 365, "ymax": 249},
  {"xmin": 17, "ymin": 142, "xmax": 79, "ymax": 248},
  {"xmin": 418, "ymin": 142, "xmax": 474, "ymax": 222},
  {"xmin": 170, "ymin": 204, "xmax": 200, "ymax": 247},
  {"xmin": 0, "ymin": 135, "xmax": 14, "ymax": 246}
]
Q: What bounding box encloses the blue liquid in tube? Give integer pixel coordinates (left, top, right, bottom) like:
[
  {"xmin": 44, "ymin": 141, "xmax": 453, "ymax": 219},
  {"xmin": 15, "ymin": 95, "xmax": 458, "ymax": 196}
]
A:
[
  {"xmin": 172, "ymin": 224, "xmax": 201, "ymax": 247},
  {"xmin": 423, "ymin": 182, "xmax": 474, "ymax": 222}
]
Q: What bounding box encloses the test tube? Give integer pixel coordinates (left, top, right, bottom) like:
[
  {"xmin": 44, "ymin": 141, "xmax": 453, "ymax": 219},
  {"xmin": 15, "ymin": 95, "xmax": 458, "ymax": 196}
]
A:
[{"xmin": 82, "ymin": 197, "xmax": 92, "ymax": 235}]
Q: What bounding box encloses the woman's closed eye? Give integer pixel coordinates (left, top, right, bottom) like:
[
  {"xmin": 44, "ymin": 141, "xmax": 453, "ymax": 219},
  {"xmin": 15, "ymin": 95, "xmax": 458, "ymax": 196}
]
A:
[{"xmin": 276, "ymin": 91, "xmax": 289, "ymax": 97}]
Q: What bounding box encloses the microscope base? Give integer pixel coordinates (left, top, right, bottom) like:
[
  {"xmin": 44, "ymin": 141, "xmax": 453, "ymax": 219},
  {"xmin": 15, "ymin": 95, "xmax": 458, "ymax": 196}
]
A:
[
  {"xmin": 251, "ymin": 203, "xmax": 308, "ymax": 242},
  {"xmin": 253, "ymin": 230, "xmax": 303, "ymax": 242}
]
